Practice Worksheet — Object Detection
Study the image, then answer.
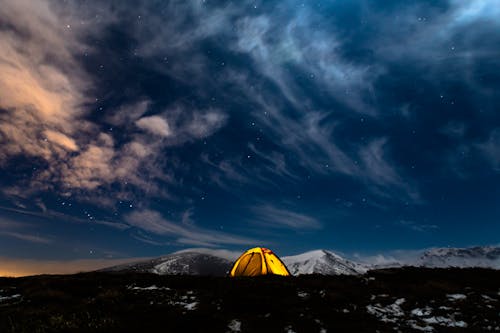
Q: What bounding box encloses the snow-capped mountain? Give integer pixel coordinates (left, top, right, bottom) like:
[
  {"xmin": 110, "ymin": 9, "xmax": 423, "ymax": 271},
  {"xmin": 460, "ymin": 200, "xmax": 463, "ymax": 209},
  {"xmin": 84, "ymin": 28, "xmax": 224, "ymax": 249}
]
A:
[
  {"xmin": 102, "ymin": 248, "xmax": 239, "ymax": 276},
  {"xmin": 417, "ymin": 246, "xmax": 500, "ymax": 269},
  {"xmin": 152, "ymin": 252, "xmax": 233, "ymax": 275},
  {"xmin": 102, "ymin": 246, "xmax": 500, "ymax": 276},
  {"xmin": 282, "ymin": 250, "xmax": 368, "ymax": 275},
  {"xmin": 102, "ymin": 248, "xmax": 365, "ymax": 276}
]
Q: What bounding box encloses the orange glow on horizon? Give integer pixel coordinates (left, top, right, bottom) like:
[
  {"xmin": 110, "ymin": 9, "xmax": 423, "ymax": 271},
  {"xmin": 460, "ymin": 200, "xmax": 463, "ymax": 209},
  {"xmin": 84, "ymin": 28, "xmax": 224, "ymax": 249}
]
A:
[{"xmin": 0, "ymin": 257, "xmax": 148, "ymax": 277}]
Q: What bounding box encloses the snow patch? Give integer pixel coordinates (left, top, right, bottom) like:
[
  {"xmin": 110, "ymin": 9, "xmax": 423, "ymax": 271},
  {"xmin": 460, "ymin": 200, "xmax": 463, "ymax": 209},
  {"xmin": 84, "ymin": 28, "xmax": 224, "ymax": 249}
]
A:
[
  {"xmin": 366, "ymin": 298, "xmax": 405, "ymax": 323},
  {"xmin": 409, "ymin": 321, "xmax": 434, "ymax": 332},
  {"xmin": 0, "ymin": 294, "xmax": 21, "ymax": 303},
  {"xmin": 447, "ymin": 294, "xmax": 466, "ymax": 301},
  {"xmin": 422, "ymin": 316, "xmax": 467, "ymax": 328},
  {"xmin": 482, "ymin": 294, "xmax": 496, "ymax": 301},
  {"xmin": 227, "ymin": 319, "xmax": 241, "ymax": 332},
  {"xmin": 438, "ymin": 306, "xmax": 452, "ymax": 310},
  {"xmin": 183, "ymin": 301, "xmax": 198, "ymax": 311},
  {"xmin": 170, "ymin": 298, "xmax": 198, "ymax": 311},
  {"xmin": 411, "ymin": 307, "xmax": 432, "ymax": 317},
  {"xmin": 127, "ymin": 285, "xmax": 171, "ymax": 291}
]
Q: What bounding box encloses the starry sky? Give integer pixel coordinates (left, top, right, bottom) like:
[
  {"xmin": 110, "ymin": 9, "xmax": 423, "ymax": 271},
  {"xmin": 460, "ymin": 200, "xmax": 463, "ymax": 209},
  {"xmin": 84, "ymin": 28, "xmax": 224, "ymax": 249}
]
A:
[{"xmin": 1, "ymin": 0, "xmax": 499, "ymax": 273}]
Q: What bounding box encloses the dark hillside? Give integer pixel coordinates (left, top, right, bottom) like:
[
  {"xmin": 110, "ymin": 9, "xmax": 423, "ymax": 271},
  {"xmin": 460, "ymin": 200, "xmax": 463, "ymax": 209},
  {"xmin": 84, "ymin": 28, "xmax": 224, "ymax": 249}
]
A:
[{"xmin": 1, "ymin": 268, "xmax": 499, "ymax": 332}]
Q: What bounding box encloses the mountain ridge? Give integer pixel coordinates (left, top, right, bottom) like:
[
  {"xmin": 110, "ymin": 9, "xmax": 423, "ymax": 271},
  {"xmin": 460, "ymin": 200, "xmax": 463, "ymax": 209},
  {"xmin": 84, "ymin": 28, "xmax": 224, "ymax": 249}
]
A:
[{"xmin": 101, "ymin": 245, "xmax": 500, "ymax": 276}]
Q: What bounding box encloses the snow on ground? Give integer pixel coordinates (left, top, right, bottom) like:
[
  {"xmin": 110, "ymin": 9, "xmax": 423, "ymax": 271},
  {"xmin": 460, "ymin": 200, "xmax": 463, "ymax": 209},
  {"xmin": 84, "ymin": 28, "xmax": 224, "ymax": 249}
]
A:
[
  {"xmin": 313, "ymin": 319, "xmax": 327, "ymax": 333},
  {"xmin": 227, "ymin": 319, "xmax": 241, "ymax": 332},
  {"xmin": 0, "ymin": 294, "xmax": 21, "ymax": 303},
  {"xmin": 169, "ymin": 291, "xmax": 198, "ymax": 311},
  {"xmin": 127, "ymin": 285, "xmax": 171, "ymax": 291},
  {"xmin": 126, "ymin": 285, "xmax": 198, "ymax": 311},
  {"xmin": 169, "ymin": 298, "xmax": 198, "ymax": 311},
  {"xmin": 422, "ymin": 316, "xmax": 467, "ymax": 328},
  {"xmin": 438, "ymin": 306, "xmax": 453, "ymax": 310},
  {"xmin": 407, "ymin": 320, "xmax": 434, "ymax": 332},
  {"xmin": 411, "ymin": 307, "xmax": 432, "ymax": 317},
  {"xmin": 482, "ymin": 294, "xmax": 496, "ymax": 301},
  {"xmin": 366, "ymin": 298, "xmax": 471, "ymax": 331},
  {"xmin": 484, "ymin": 325, "xmax": 500, "ymax": 331},
  {"xmin": 447, "ymin": 293, "xmax": 467, "ymax": 301},
  {"xmin": 182, "ymin": 301, "xmax": 198, "ymax": 311},
  {"xmin": 366, "ymin": 298, "xmax": 405, "ymax": 323}
]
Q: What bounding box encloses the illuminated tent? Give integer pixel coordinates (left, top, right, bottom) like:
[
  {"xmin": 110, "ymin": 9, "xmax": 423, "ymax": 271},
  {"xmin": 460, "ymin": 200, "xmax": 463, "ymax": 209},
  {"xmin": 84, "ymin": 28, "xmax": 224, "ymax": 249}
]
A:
[{"xmin": 229, "ymin": 247, "xmax": 291, "ymax": 277}]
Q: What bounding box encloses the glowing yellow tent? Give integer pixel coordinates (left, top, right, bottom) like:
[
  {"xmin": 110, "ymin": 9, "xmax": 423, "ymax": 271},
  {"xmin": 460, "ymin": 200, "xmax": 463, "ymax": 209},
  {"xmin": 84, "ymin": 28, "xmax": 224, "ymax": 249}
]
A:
[{"xmin": 229, "ymin": 247, "xmax": 290, "ymax": 277}]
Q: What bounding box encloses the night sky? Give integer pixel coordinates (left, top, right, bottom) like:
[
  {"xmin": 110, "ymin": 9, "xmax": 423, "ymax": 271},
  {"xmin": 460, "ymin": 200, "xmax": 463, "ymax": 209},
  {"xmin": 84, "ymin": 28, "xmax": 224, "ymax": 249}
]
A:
[{"xmin": 1, "ymin": 0, "xmax": 499, "ymax": 274}]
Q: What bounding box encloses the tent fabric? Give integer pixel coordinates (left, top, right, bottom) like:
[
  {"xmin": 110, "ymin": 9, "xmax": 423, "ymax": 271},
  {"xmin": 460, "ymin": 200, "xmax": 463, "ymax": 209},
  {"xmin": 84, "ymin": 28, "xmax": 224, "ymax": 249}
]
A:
[{"xmin": 229, "ymin": 247, "xmax": 290, "ymax": 277}]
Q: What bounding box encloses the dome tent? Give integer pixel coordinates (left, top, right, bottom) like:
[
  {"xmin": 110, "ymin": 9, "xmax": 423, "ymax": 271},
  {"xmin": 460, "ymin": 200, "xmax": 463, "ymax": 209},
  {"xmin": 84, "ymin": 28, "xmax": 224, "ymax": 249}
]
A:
[{"xmin": 229, "ymin": 247, "xmax": 291, "ymax": 277}]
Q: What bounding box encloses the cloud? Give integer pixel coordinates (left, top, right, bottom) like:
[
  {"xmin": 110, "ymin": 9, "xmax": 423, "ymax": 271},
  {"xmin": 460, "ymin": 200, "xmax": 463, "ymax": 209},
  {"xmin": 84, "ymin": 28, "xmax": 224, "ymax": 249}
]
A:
[
  {"xmin": 233, "ymin": 9, "xmax": 377, "ymax": 113},
  {"xmin": 0, "ymin": 0, "xmax": 401, "ymax": 209},
  {"xmin": 44, "ymin": 130, "xmax": 79, "ymax": 152},
  {"xmin": 0, "ymin": 231, "xmax": 52, "ymax": 244},
  {"xmin": 476, "ymin": 128, "xmax": 500, "ymax": 171},
  {"xmin": 440, "ymin": 121, "xmax": 466, "ymax": 139},
  {"xmin": 445, "ymin": 127, "xmax": 500, "ymax": 178},
  {"xmin": 1, "ymin": 0, "xmax": 497, "ymax": 217},
  {"xmin": 396, "ymin": 220, "xmax": 439, "ymax": 233},
  {"xmin": 125, "ymin": 209, "xmax": 257, "ymax": 247},
  {"xmin": 370, "ymin": 0, "xmax": 500, "ymax": 89},
  {"xmin": 0, "ymin": 1, "xmax": 230, "ymax": 207},
  {"xmin": 252, "ymin": 205, "xmax": 322, "ymax": 230},
  {"xmin": 136, "ymin": 116, "xmax": 172, "ymax": 137},
  {"xmin": 0, "ymin": 0, "xmax": 87, "ymax": 165},
  {"xmin": 359, "ymin": 138, "xmax": 420, "ymax": 202},
  {"xmin": 0, "ymin": 216, "xmax": 52, "ymax": 244},
  {"xmin": 185, "ymin": 111, "xmax": 227, "ymax": 139}
]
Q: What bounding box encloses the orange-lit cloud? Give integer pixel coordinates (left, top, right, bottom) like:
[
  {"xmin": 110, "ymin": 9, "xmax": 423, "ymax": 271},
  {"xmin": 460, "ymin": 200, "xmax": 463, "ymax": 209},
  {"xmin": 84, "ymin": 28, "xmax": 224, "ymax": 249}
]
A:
[{"xmin": 0, "ymin": 0, "xmax": 227, "ymax": 207}]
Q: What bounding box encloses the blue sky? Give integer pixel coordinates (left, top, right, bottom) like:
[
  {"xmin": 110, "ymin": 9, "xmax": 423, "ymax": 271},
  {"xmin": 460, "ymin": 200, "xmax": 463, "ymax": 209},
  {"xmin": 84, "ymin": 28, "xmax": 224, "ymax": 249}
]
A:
[{"xmin": 0, "ymin": 0, "xmax": 499, "ymax": 267}]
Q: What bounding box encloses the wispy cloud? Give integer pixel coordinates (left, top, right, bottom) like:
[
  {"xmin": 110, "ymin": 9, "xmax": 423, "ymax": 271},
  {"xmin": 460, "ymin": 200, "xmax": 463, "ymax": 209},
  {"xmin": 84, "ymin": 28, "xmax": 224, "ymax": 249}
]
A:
[
  {"xmin": 477, "ymin": 128, "xmax": 500, "ymax": 172},
  {"xmin": 233, "ymin": 9, "xmax": 378, "ymax": 114},
  {"xmin": 0, "ymin": 231, "xmax": 51, "ymax": 244},
  {"xmin": 125, "ymin": 209, "xmax": 258, "ymax": 247},
  {"xmin": 0, "ymin": 206, "xmax": 130, "ymax": 231},
  {"xmin": 251, "ymin": 205, "xmax": 321, "ymax": 230},
  {"xmin": 1, "ymin": 0, "xmax": 497, "ymax": 216},
  {"xmin": 0, "ymin": 216, "xmax": 52, "ymax": 244},
  {"xmin": 359, "ymin": 138, "xmax": 421, "ymax": 203},
  {"xmin": 396, "ymin": 220, "xmax": 439, "ymax": 233}
]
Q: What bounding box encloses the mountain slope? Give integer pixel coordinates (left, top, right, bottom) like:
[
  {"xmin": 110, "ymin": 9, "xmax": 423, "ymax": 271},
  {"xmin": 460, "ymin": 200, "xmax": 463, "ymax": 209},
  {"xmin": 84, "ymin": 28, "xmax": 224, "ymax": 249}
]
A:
[
  {"xmin": 283, "ymin": 250, "xmax": 367, "ymax": 275},
  {"xmin": 418, "ymin": 246, "xmax": 500, "ymax": 269},
  {"xmin": 101, "ymin": 246, "xmax": 500, "ymax": 276},
  {"xmin": 152, "ymin": 252, "xmax": 232, "ymax": 276},
  {"xmin": 102, "ymin": 249, "xmax": 238, "ymax": 276}
]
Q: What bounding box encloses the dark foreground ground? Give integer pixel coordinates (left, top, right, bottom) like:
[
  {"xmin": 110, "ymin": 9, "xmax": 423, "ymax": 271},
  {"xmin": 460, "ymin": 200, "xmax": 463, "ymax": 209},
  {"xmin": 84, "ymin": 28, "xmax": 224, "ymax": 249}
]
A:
[{"xmin": 1, "ymin": 268, "xmax": 499, "ymax": 332}]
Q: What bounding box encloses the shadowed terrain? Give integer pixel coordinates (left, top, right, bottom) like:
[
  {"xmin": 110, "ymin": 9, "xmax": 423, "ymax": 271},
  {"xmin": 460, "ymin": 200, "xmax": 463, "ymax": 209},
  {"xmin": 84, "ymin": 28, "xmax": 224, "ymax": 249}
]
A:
[{"xmin": 1, "ymin": 268, "xmax": 499, "ymax": 332}]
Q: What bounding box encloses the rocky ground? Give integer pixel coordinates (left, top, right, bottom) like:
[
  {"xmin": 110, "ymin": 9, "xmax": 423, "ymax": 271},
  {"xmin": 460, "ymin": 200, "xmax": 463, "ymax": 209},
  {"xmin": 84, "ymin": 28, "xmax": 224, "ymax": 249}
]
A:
[{"xmin": 0, "ymin": 267, "xmax": 499, "ymax": 332}]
